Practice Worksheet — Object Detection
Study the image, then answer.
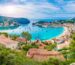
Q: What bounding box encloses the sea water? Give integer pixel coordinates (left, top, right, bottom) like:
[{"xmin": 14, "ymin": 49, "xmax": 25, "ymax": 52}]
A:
[{"xmin": 0, "ymin": 19, "xmax": 64, "ymax": 41}]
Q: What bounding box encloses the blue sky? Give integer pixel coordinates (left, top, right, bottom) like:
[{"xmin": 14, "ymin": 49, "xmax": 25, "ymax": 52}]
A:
[{"xmin": 0, "ymin": 0, "xmax": 75, "ymax": 19}]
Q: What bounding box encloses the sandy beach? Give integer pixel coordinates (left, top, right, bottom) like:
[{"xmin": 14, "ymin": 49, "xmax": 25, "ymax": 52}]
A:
[
  {"xmin": 45, "ymin": 26, "xmax": 68, "ymax": 42},
  {"xmin": 56, "ymin": 27, "xmax": 69, "ymax": 39}
]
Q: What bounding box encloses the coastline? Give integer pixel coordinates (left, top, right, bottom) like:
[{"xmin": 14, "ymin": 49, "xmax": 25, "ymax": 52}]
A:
[
  {"xmin": 45, "ymin": 26, "xmax": 68, "ymax": 41},
  {"xmin": 0, "ymin": 25, "xmax": 68, "ymax": 42},
  {"xmin": 55, "ymin": 27, "xmax": 68, "ymax": 39}
]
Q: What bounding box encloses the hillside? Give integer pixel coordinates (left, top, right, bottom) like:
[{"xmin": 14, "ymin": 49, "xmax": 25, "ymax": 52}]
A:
[{"xmin": 0, "ymin": 16, "xmax": 30, "ymax": 25}]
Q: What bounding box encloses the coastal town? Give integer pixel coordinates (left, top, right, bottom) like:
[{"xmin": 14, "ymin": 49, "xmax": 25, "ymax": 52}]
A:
[
  {"xmin": 0, "ymin": 21, "xmax": 19, "ymax": 27},
  {"xmin": 0, "ymin": 0, "xmax": 75, "ymax": 65},
  {"xmin": 0, "ymin": 16, "xmax": 30, "ymax": 30},
  {"xmin": 0, "ymin": 18, "xmax": 75, "ymax": 63}
]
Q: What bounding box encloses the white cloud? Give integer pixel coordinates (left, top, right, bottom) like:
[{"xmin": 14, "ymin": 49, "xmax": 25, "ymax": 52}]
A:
[
  {"xmin": 55, "ymin": 0, "xmax": 64, "ymax": 3},
  {"xmin": 5, "ymin": 0, "xmax": 47, "ymax": 4},
  {"xmin": 0, "ymin": 0, "xmax": 75, "ymax": 19},
  {"xmin": 63, "ymin": 2, "xmax": 75, "ymax": 13},
  {"xmin": 0, "ymin": 3, "xmax": 60, "ymax": 19}
]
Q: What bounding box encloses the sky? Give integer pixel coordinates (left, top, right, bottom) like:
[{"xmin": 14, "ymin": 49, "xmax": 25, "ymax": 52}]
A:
[{"xmin": 0, "ymin": 0, "xmax": 75, "ymax": 19}]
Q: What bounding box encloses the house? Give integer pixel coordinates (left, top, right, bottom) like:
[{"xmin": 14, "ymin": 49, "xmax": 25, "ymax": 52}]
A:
[
  {"xmin": 57, "ymin": 40, "xmax": 70, "ymax": 49},
  {"xmin": 0, "ymin": 35, "xmax": 18, "ymax": 49},
  {"xmin": 27, "ymin": 48, "xmax": 65, "ymax": 61},
  {"xmin": 16, "ymin": 37, "xmax": 27, "ymax": 42}
]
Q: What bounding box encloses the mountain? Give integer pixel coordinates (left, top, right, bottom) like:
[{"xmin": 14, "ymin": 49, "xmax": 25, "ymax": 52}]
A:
[{"xmin": 0, "ymin": 16, "xmax": 30, "ymax": 25}]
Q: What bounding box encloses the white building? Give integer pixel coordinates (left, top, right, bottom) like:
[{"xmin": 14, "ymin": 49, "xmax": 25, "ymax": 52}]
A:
[{"xmin": 0, "ymin": 35, "xmax": 18, "ymax": 49}]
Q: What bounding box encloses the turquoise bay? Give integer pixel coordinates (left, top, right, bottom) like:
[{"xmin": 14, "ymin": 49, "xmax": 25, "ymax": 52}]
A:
[{"xmin": 0, "ymin": 19, "xmax": 64, "ymax": 41}]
